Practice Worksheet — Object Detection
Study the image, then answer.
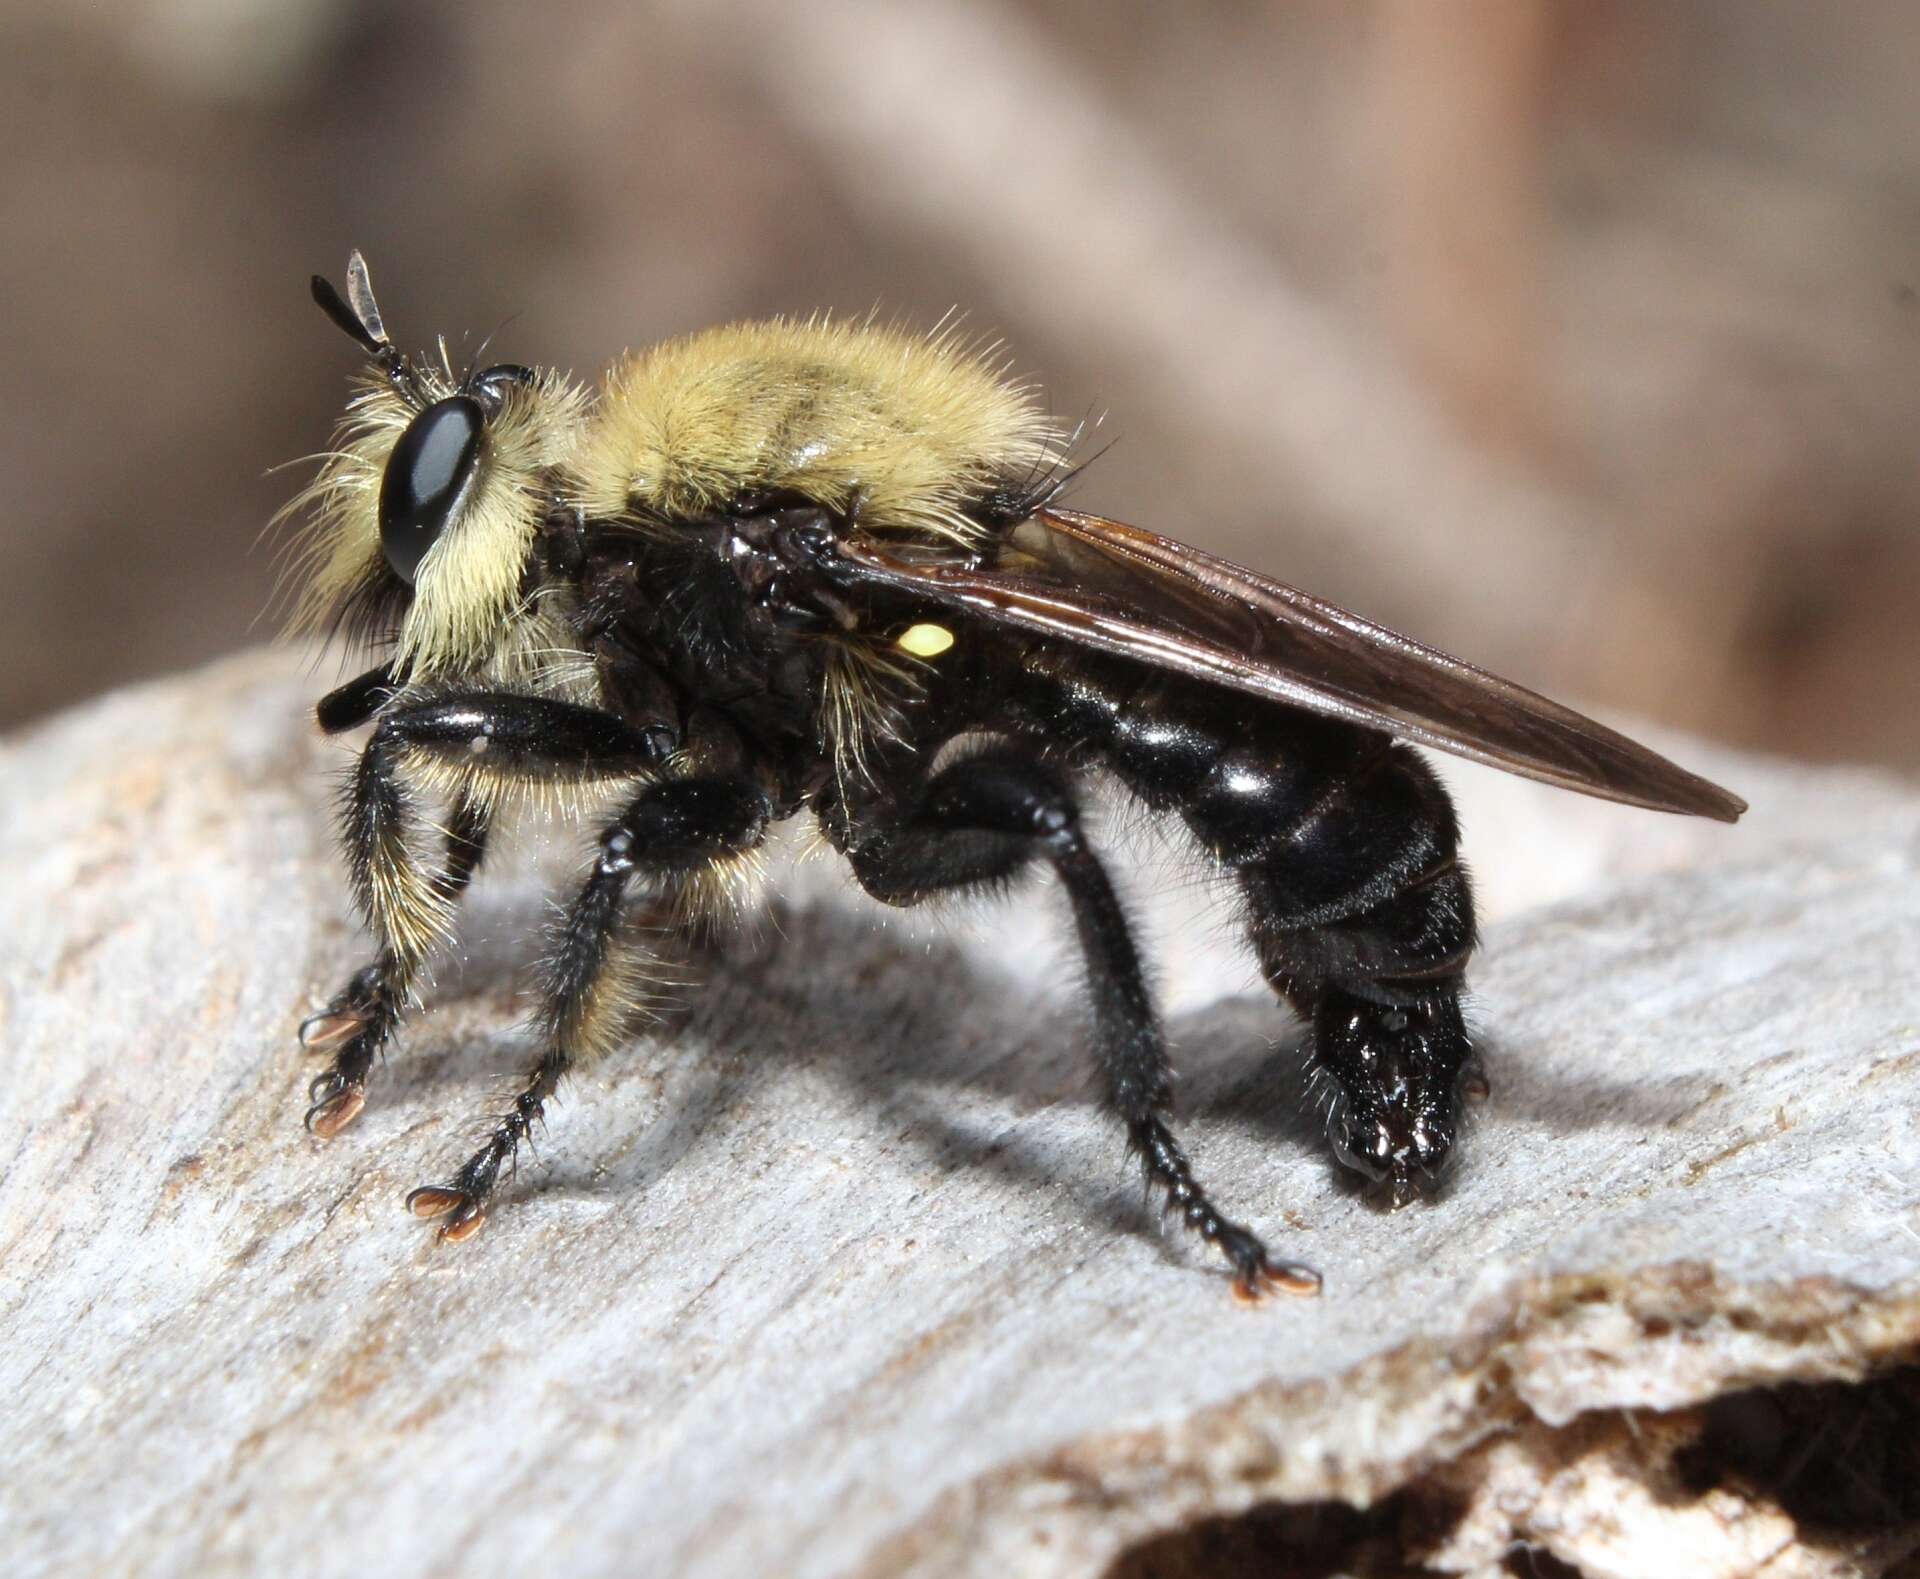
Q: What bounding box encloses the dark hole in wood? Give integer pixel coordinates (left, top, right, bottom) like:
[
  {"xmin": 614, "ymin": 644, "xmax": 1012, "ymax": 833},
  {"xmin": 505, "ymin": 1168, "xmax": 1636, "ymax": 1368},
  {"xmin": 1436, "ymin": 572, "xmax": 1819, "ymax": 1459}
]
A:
[
  {"xmin": 1675, "ymin": 1364, "xmax": 1920, "ymax": 1531},
  {"xmin": 1104, "ymin": 1487, "xmax": 1459, "ymax": 1579}
]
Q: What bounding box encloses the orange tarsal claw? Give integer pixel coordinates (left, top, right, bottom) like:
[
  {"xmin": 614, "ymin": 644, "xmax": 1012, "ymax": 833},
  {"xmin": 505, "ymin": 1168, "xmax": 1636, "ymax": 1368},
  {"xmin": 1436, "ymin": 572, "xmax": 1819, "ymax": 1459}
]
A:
[
  {"xmin": 1232, "ymin": 1260, "xmax": 1322, "ymax": 1306},
  {"xmin": 304, "ymin": 1085, "xmax": 365, "ymax": 1139}
]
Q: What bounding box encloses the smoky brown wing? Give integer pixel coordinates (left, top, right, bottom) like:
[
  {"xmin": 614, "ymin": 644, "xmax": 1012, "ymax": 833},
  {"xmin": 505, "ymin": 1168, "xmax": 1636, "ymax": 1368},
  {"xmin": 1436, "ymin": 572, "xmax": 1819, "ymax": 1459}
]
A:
[{"xmin": 839, "ymin": 507, "xmax": 1745, "ymax": 821}]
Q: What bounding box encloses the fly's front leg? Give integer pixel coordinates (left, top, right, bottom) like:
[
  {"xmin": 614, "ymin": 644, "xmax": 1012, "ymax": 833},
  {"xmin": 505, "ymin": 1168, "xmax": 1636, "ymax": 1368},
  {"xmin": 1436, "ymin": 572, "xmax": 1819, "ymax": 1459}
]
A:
[
  {"xmin": 302, "ymin": 788, "xmax": 489, "ymax": 1136},
  {"xmin": 824, "ymin": 746, "xmax": 1319, "ymax": 1301},
  {"xmin": 407, "ymin": 775, "xmax": 772, "ymax": 1242},
  {"xmin": 301, "ymin": 681, "xmax": 674, "ymax": 1137}
]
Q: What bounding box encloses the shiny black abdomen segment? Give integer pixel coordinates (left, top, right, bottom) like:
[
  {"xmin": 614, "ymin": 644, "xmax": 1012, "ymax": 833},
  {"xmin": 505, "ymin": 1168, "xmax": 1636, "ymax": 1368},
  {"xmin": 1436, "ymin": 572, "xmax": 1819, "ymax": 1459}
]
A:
[
  {"xmin": 973, "ymin": 639, "xmax": 1481, "ymax": 1201},
  {"xmin": 995, "ymin": 645, "xmax": 1478, "ymax": 1008}
]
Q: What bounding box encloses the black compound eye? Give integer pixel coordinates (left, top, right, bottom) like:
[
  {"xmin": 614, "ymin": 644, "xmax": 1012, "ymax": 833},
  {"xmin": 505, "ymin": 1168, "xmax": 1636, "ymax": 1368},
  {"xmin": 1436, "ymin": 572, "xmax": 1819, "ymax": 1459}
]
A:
[{"xmin": 379, "ymin": 395, "xmax": 485, "ymax": 583}]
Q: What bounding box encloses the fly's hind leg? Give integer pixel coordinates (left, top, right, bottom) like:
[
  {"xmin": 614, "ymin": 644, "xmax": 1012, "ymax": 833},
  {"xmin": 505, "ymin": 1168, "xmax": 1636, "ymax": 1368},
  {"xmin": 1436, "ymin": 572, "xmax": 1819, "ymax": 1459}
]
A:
[
  {"xmin": 407, "ymin": 776, "xmax": 772, "ymax": 1242},
  {"xmin": 823, "ymin": 745, "xmax": 1318, "ymax": 1300}
]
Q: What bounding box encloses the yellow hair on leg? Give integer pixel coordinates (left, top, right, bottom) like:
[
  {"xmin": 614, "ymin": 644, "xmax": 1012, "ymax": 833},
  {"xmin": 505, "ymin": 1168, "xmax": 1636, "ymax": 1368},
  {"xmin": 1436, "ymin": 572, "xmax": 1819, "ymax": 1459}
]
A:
[
  {"xmin": 359, "ymin": 802, "xmax": 458, "ymax": 991},
  {"xmin": 666, "ymin": 847, "xmax": 769, "ymax": 939},
  {"xmin": 552, "ymin": 927, "xmax": 676, "ymax": 1069}
]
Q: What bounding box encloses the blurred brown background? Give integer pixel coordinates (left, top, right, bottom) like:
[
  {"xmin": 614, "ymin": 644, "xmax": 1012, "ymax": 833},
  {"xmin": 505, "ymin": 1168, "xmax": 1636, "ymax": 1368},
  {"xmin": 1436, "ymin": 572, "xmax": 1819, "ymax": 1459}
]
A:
[{"xmin": 4, "ymin": 0, "xmax": 1916, "ymax": 767}]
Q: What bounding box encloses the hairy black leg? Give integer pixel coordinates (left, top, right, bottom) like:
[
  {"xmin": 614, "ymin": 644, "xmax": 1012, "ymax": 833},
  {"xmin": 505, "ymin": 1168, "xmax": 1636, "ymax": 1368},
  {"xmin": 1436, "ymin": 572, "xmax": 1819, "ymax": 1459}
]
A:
[
  {"xmin": 825, "ymin": 747, "xmax": 1318, "ymax": 1300},
  {"xmin": 1000, "ymin": 650, "xmax": 1479, "ymax": 1206},
  {"xmin": 301, "ymin": 690, "xmax": 675, "ymax": 1137},
  {"xmin": 407, "ymin": 776, "xmax": 772, "ymax": 1242},
  {"xmin": 303, "ymin": 790, "xmax": 489, "ymax": 1136}
]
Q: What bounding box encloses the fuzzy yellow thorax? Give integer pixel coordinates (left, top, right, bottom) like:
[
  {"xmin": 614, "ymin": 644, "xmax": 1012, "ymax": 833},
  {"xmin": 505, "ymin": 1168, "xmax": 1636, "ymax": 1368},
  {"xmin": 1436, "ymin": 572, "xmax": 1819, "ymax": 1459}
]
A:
[{"xmin": 569, "ymin": 316, "xmax": 1063, "ymax": 546}]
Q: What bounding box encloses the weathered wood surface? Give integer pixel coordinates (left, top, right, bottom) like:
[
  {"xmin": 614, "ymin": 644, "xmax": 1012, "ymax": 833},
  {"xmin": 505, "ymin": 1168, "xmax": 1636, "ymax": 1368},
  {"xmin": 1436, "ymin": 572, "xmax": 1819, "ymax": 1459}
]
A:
[{"xmin": 3, "ymin": 649, "xmax": 1917, "ymax": 1577}]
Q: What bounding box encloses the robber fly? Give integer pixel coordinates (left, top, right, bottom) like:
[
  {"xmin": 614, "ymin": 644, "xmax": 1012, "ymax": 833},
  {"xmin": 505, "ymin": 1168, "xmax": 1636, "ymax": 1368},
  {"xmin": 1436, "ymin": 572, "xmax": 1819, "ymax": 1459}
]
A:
[{"xmin": 283, "ymin": 253, "xmax": 1743, "ymax": 1299}]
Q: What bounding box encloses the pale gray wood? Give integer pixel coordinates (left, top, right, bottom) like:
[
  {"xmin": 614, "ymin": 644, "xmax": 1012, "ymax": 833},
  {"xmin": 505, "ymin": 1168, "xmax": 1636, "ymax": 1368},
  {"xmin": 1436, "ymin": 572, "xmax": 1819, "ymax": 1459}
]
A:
[{"xmin": 2, "ymin": 649, "xmax": 1916, "ymax": 1578}]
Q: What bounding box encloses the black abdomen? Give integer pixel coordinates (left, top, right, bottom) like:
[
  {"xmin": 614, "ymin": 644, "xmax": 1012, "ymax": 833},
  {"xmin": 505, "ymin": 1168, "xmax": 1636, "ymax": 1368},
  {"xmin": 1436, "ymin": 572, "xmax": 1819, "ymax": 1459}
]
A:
[{"xmin": 995, "ymin": 644, "xmax": 1477, "ymax": 1012}]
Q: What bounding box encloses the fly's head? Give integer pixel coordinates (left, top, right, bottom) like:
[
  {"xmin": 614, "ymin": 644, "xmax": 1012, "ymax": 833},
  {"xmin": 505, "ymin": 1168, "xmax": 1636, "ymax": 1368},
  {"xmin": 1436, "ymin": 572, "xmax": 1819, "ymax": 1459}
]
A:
[{"xmin": 278, "ymin": 252, "xmax": 589, "ymax": 682}]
